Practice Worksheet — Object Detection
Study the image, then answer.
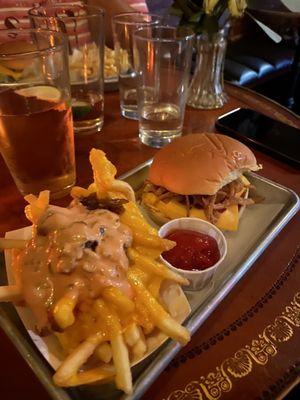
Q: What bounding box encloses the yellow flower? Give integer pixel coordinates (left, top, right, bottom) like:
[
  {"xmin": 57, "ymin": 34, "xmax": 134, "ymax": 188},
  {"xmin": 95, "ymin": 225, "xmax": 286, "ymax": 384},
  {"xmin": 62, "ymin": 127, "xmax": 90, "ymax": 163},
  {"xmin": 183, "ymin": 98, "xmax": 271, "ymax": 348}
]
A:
[
  {"xmin": 228, "ymin": 0, "xmax": 247, "ymax": 17},
  {"xmin": 204, "ymin": 0, "xmax": 219, "ymax": 14}
]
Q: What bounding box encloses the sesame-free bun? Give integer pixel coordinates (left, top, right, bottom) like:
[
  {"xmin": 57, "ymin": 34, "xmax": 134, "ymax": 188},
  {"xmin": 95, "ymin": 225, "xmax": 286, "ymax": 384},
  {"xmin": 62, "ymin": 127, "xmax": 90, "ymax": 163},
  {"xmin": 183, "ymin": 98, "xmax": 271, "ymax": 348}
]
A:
[
  {"xmin": 149, "ymin": 133, "xmax": 261, "ymax": 196},
  {"xmin": 0, "ymin": 40, "xmax": 37, "ymax": 71}
]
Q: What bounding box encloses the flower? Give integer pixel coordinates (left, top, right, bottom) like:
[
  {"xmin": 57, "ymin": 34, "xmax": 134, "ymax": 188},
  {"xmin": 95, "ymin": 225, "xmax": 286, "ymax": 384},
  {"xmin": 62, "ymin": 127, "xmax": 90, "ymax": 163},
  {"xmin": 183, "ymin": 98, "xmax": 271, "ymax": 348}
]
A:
[
  {"xmin": 170, "ymin": 0, "xmax": 247, "ymax": 34},
  {"xmin": 228, "ymin": 0, "xmax": 247, "ymax": 17},
  {"xmin": 204, "ymin": 0, "xmax": 219, "ymax": 14}
]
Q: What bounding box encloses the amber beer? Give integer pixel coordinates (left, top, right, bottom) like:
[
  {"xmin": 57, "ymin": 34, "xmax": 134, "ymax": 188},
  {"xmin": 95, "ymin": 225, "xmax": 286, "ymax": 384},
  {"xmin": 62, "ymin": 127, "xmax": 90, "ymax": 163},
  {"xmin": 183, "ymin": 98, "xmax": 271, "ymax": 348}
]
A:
[{"xmin": 0, "ymin": 87, "xmax": 75, "ymax": 197}]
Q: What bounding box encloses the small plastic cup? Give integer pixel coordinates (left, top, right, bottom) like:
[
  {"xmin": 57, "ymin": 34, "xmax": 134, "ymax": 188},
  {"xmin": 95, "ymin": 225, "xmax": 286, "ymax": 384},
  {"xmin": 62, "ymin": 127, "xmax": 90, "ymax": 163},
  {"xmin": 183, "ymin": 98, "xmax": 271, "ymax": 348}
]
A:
[{"xmin": 158, "ymin": 218, "xmax": 227, "ymax": 290}]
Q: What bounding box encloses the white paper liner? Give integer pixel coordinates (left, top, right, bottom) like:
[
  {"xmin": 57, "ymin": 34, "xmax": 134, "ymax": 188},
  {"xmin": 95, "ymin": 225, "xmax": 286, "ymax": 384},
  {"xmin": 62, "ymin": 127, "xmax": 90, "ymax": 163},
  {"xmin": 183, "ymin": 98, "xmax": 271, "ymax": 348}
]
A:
[{"xmin": 4, "ymin": 226, "xmax": 191, "ymax": 373}]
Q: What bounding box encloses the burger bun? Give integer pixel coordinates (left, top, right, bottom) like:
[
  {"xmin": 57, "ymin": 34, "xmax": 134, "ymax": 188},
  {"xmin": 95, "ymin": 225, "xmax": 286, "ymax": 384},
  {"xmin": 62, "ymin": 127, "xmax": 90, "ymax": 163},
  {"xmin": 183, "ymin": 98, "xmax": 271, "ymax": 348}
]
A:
[
  {"xmin": 0, "ymin": 39, "xmax": 37, "ymax": 71},
  {"xmin": 148, "ymin": 133, "xmax": 261, "ymax": 196}
]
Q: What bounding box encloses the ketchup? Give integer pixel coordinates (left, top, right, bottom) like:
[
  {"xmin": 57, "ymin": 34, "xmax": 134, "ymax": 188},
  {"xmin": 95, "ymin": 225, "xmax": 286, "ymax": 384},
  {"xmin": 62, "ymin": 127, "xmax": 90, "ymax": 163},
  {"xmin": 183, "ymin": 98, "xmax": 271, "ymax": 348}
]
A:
[{"xmin": 162, "ymin": 229, "xmax": 220, "ymax": 271}]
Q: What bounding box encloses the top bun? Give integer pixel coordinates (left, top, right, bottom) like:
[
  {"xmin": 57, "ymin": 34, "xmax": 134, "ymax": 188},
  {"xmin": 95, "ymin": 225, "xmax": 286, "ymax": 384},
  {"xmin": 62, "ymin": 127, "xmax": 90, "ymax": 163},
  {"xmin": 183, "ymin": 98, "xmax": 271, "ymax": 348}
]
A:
[
  {"xmin": 0, "ymin": 40, "xmax": 37, "ymax": 71},
  {"xmin": 148, "ymin": 133, "xmax": 261, "ymax": 196}
]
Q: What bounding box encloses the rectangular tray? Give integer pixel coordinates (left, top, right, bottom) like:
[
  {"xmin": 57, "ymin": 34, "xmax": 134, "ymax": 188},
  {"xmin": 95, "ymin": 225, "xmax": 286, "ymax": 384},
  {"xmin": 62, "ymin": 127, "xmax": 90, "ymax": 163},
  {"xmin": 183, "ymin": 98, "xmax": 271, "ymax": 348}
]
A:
[{"xmin": 0, "ymin": 160, "xmax": 299, "ymax": 400}]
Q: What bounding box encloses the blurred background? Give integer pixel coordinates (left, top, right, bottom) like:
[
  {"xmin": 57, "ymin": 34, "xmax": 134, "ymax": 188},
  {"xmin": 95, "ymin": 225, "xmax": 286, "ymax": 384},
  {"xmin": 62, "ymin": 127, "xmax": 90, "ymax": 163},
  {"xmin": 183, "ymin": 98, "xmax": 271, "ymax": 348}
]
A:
[{"xmin": 147, "ymin": 0, "xmax": 300, "ymax": 116}]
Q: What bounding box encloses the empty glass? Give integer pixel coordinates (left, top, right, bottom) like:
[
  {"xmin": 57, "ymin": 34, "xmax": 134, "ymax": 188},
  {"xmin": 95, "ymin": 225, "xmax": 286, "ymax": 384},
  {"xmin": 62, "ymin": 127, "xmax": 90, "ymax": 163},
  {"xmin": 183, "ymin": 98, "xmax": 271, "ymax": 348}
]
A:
[
  {"xmin": 133, "ymin": 26, "xmax": 194, "ymax": 148},
  {"xmin": 112, "ymin": 12, "xmax": 162, "ymax": 120},
  {"xmin": 29, "ymin": 3, "xmax": 105, "ymax": 135}
]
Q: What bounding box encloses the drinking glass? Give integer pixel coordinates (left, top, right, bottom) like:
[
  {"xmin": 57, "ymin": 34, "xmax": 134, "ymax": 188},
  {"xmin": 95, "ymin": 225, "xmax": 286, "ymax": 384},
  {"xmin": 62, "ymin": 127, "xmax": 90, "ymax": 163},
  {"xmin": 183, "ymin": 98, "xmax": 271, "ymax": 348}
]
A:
[
  {"xmin": 112, "ymin": 12, "xmax": 162, "ymax": 120},
  {"xmin": 133, "ymin": 26, "xmax": 194, "ymax": 148},
  {"xmin": 0, "ymin": 29, "xmax": 75, "ymax": 198},
  {"xmin": 29, "ymin": 3, "xmax": 105, "ymax": 134}
]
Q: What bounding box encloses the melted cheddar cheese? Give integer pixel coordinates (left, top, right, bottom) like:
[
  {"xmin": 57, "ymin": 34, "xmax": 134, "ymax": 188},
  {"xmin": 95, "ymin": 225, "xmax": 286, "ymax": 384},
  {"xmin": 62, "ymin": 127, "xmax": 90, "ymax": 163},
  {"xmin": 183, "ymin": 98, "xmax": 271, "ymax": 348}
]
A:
[{"xmin": 142, "ymin": 176, "xmax": 251, "ymax": 232}]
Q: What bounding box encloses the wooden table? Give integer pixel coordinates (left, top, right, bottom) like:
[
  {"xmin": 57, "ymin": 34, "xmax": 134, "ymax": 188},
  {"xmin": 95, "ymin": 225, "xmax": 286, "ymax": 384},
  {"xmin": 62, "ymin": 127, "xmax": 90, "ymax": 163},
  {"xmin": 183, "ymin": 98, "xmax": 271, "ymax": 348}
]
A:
[{"xmin": 0, "ymin": 83, "xmax": 299, "ymax": 400}]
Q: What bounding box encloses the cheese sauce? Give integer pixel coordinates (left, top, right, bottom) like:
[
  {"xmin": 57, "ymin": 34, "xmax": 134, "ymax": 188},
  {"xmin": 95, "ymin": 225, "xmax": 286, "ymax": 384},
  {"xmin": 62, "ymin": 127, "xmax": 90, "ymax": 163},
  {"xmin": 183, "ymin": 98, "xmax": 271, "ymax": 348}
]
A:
[{"xmin": 17, "ymin": 201, "xmax": 133, "ymax": 333}]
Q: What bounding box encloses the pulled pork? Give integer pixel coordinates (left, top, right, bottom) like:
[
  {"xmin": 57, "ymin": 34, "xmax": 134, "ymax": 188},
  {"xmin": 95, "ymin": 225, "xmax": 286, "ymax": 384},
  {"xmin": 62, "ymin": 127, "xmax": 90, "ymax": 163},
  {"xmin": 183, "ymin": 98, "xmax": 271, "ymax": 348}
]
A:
[{"xmin": 142, "ymin": 178, "xmax": 263, "ymax": 224}]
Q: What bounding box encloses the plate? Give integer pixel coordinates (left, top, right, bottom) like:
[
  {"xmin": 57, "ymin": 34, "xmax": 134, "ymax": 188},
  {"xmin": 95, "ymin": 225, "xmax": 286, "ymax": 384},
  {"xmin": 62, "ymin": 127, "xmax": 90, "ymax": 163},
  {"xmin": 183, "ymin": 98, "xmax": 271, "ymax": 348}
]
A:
[{"xmin": 105, "ymin": 76, "xmax": 118, "ymax": 83}]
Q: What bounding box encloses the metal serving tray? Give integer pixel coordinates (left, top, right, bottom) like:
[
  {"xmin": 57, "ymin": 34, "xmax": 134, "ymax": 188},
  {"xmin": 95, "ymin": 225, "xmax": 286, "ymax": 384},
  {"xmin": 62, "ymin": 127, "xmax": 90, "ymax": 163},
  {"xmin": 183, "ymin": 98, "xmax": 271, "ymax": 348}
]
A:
[{"xmin": 0, "ymin": 159, "xmax": 299, "ymax": 400}]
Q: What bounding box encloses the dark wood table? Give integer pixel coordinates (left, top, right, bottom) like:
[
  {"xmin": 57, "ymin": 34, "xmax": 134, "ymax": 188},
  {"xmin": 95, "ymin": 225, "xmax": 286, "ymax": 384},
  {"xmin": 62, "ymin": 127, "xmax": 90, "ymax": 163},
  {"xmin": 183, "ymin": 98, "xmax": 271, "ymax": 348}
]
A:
[{"xmin": 0, "ymin": 83, "xmax": 299, "ymax": 400}]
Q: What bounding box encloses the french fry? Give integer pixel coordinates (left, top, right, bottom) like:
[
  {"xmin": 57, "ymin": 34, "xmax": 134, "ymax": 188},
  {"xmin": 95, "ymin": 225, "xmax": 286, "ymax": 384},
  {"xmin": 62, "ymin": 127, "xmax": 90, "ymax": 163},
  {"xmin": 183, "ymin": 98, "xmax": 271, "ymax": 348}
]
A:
[
  {"xmin": 135, "ymin": 301, "xmax": 154, "ymax": 335},
  {"xmin": 94, "ymin": 299, "xmax": 132, "ymax": 394},
  {"xmin": 123, "ymin": 200, "xmax": 145, "ymax": 217},
  {"xmin": 148, "ymin": 276, "xmax": 162, "ymax": 299},
  {"xmin": 134, "ymin": 245, "xmax": 162, "ymax": 260},
  {"xmin": 90, "ymin": 149, "xmax": 116, "ymax": 198},
  {"xmin": 0, "ymin": 285, "xmax": 21, "ymax": 302},
  {"xmin": 24, "ymin": 190, "xmax": 49, "ymax": 225},
  {"xmin": 53, "ymin": 290, "xmax": 79, "ymax": 330},
  {"xmin": 89, "ymin": 149, "xmax": 135, "ymax": 202},
  {"xmin": 102, "ymin": 287, "xmax": 135, "ymax": 314},
  {"xmin": 0, "ymin": 238, "xmax": 27, "ymax": 250},
  {"xmin": 128, "ymin": 271, "xmax": 190, "ymax": 345},
  {"xmin": 132, "ymin": 231, "xmax": 175, "ymax": 252},
  {"xmin": 71, "ymin": 186, "xmax": 91, "ymax": 199},
  {"xmin": 104, "ymin": 46, "xmax": 118, "ymax": 78},
  {"xmin": 124, "ymin": 323, "xmax": 141, "ymax": 347},
  {"xmin": 132, "ymin": 336, "xmax": 147, "ymax": 361},
  {"xmin": 111, "ymin": 333, "xmax": 132, "ymax": 394},
  {"xmin": 96, "ymin": 342, "xmax": 112, "ymax": 364},
  {"xmin": 110, "ymin": 180, "xmax": 135, "ymax": 202},
  {"xmin": 54, "ymin": 332, "xmax": 105, "ymax": 386},
  {"xmin": 119, "ymin": 211, "xmax": 157, "ymax": 236},
  {"xmin": 61, "ymin": 366, "xmax": 114, "ymax": 387},
  {"xmin": 127, "ymin": 266, "xmax": 150, "ymax": 285},
  {"xmin": 128, "ymin": 248, "xmax": 189, "ymax": 286}
]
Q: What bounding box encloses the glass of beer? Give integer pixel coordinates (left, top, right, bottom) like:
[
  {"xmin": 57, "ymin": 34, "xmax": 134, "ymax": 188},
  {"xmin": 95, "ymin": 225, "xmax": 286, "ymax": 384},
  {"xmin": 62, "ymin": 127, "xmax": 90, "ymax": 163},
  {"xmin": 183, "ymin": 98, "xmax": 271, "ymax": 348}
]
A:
[
  {"xmin": 29, "ymin": 4, "xmax": 105, "ymax": 135},
  {"xmin": 112, "ymin": 12, "xmax": 162, "ymax": 120},
  {"xmin": 0, "ymin": 29, "xmax": 75, "ymax": 198}
]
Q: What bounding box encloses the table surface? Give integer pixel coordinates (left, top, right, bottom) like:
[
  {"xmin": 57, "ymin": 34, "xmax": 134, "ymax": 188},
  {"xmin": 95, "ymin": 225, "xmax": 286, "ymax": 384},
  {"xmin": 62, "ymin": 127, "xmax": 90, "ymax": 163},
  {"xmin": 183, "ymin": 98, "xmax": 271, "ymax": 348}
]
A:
[
  {"xmin": 247, "ymin": 0, "xmax": 300, "ymax": 30},
  {"xmin": 0, "ymin": 83, "xmax": 299, "ymax": 400},
  {"xmin": 248, "ymin": 0, "xmax": 300, "ymax": 16}
]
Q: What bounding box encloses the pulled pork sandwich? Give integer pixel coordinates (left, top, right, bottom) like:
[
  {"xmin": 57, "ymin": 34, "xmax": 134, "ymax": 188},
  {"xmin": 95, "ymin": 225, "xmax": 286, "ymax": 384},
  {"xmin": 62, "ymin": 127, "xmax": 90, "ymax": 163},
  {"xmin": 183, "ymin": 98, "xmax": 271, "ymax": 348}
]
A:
[{"xmin": 140, "ymin": 133, "xmax": 262, "ymax": 231}]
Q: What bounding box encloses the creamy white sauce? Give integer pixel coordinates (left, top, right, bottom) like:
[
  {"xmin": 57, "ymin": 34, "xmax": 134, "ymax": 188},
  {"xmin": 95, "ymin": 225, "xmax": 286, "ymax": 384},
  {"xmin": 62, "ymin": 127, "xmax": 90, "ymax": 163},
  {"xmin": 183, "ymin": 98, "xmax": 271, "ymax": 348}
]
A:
[{"xmin": 18, "ymin": 201, "xmax": 133, "ymax": 333}]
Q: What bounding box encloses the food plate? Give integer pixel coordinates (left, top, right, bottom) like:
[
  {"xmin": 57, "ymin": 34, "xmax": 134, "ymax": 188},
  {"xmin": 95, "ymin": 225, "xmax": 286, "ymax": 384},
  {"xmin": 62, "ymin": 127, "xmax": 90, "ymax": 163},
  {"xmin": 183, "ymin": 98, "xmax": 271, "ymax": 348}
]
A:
[
  {"xmin": 105, "ymin": 76, "xmax": 118, "ymax": 83},
  {"xmin": 0, "ymin": 159, "xmax": 299, "ymax": 400}
]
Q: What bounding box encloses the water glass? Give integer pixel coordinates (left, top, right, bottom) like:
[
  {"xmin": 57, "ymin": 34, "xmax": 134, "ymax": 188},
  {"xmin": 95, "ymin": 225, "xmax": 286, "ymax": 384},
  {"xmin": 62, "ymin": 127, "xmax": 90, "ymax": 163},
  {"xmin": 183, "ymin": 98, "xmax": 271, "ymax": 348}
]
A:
[
  {"xmin": 133, "ymin": 26, "xmax": 194, "ymax": 148},
  {"xmin": 29, "ymin": 3, "xmax": 105, "ymax": 134},
  {"xmin": 112, "ymin": 12, "xmax": 162, "ymax": 120},
  {"xmin": 0, "ymin": 29, "xmax": 75, "ymax": 198}
]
